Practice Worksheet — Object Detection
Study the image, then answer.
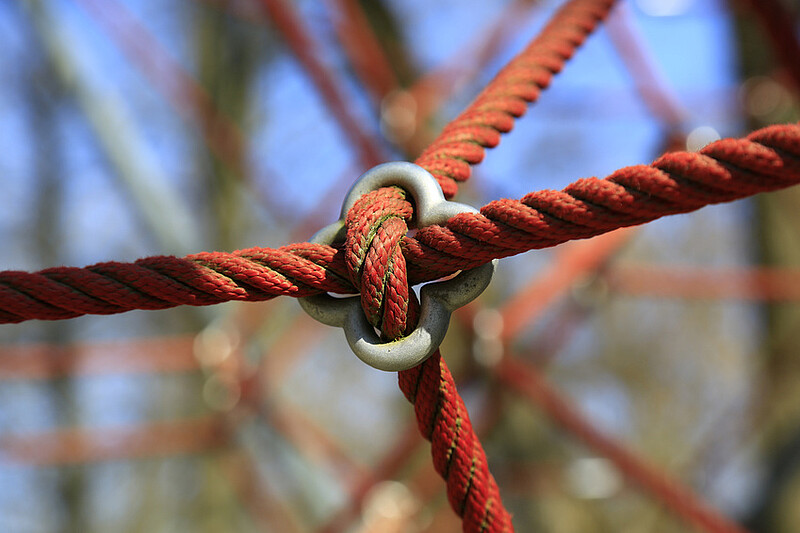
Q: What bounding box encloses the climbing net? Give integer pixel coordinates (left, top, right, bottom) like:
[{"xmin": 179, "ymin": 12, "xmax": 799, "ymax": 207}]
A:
[{"xmin": 2, "ymin": 0, "xmax": 799, "ymax": 531}]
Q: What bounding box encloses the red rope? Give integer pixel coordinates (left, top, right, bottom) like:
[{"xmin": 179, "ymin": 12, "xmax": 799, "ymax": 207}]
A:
[
  {"xmin": 605, "ymin": 2, "xmax": 686, "ymax": 128},
  {"xmin": 324, "ymin": 0, "xmax": 399, "ymax": 103},
  {"xmin": 342, "ymin": 187, "xmax": 514, "ymax": 528},
  {"xmin": 409, "ymin": 122, "xmax": 800, "ymax": 270},
  {"xmin": 399, "ymin": 351, "xmax": 513, "ymax": 532},
  {"xmin": 0, "ymin": 0, "xmax": 621, "ymax": 326},
  {"xmin": 415, "ymin": 0, "xmax": 616, "ymax": 197},
  {"xmin": 326, "ymin": 168, "xmax": 514, "ymax": 528},
  {"xmin": 286, "ymin": 7, "xmax": 623, "ymax": 526},
  {"xmin": 2, "ymin": 122, "xmax": 796, "ymax": 324},
  {"xmin": 605, "ymin": 264, "xmax": 800, "ymax": 301}
]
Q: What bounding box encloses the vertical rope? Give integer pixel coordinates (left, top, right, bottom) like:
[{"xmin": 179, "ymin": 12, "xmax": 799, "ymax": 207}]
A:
[{"xmin": 399, "ymin": 351, "xmax": 514, "ymax": 532}]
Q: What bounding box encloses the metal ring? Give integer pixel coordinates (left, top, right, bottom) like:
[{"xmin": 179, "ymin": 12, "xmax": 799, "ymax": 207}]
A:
[{"xmin": 298, "ymin": 162, "xmax": 496, "ymax": 372}]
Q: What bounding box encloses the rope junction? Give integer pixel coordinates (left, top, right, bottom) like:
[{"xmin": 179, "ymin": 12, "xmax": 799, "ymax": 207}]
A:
[{"xmin": 3, "ymin": 0, "xmax": 800, "ymax": 531}]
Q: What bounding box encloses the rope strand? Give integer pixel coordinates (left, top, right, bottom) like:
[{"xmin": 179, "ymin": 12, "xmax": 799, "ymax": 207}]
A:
[{"xmin": 415, "ymin": 0, "xmax": 616, "ymax": 197}]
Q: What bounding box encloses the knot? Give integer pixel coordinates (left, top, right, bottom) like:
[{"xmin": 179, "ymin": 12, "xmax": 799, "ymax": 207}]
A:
[{"xmin": 344, "ymin": 186, "xmax": 416, "ymax": 339}]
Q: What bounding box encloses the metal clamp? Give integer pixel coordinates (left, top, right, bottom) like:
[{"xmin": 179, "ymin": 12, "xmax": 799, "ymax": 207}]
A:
[{"xmin": 299, "ymin": 162, "xmax": 496, "ymax": 372}]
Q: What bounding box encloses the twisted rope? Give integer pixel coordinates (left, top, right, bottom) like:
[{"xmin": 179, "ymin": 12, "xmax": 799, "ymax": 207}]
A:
[
  {"xmin": 415, "ymin": 0, "xmax": 616, "ymax": 198},
  {"xmin": 0, "ymin": 0, "xmax": 621, "ymax": 328},
  {"xmin": 2, "ymin": 122, "xmax": 797, "ymax": 324},
  {"xmin": 344, "ymin": 186, "xmax": 413, "ymax": 339},
  {"xmin": 399, "ymin": 351, "xmax": 513, "ymax": 532},
  {"xmin": 342, "ymin": 183, "xmax": 515, "ymax": 529},
  {"xmin": 406, "ymin": 123, "xmax": 800, "ymax": 277}
]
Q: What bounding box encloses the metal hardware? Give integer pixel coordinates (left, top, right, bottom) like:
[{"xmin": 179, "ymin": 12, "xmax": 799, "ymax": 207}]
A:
[{"xmin": 299, "ymin": 162, "xmax": 496, "ymax": 372}]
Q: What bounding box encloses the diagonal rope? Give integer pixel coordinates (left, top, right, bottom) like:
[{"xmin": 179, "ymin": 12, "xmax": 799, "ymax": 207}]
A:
[
  {"xmin": 415, "ymin": 0, "xmax": 616, "ymax": 197},
  {"xmin": 257, "ymin": 0, "xmax": 386, "ymax": 169},
  {"xmin": 496, "ymin": 357, "xmax": 749, "ymax": 533}
]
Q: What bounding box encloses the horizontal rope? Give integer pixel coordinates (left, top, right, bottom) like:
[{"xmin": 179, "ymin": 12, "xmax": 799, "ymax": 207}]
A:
[
  {"xmin": 1, "ymin": 122, "xmax": 797, "ymax": 324},
  {"xmin": 406, "ymin": 123, "xmax": 800, "ymax": 276}
]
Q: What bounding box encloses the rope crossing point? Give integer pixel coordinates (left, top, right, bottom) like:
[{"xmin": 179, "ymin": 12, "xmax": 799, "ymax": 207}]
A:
[
  {"xmin": 1, "ymin": 0, "xmax": 798, "ymax": 530},
  {"xmin": 338, "ymin": 159, "xmax": 512, "ymax": 529}
]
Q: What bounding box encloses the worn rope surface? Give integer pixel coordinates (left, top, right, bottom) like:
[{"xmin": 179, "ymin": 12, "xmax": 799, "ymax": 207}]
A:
[{"xmin": 1, "ymin": 122, "xmax": 797, "ymax": 324}]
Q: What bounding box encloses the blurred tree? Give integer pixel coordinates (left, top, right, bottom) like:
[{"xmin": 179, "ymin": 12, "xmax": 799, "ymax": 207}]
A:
[{"xmin": 733, "ymin": 1, "xmax": 800, "ymax": 531}]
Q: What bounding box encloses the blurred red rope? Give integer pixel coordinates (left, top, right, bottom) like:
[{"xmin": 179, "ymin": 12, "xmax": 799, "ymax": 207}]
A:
[
  {"xmin": 495, "ymin": 357, "xmax": 749, "ymax": 533},
  {"xmin": 257, "ymin": 0, "xmax": 386, "ymax": 169},
  {"xmin": 0, "ymin": 417, "xmax": 228, "ymax": 465},
  {"xmin": 605, "ymin": 2, "xmax": 687, "ymax": 129},
  {"xmin": 499, "ymin": 228, "xmax": 635, "ymax": 339},
  {"xmin": 323, "ymin": 0, "xmax": 399, "ymax": 104},
  {"xmin": 0, "ymin": 336, "xmax": 199, "ymax": 379},
  {"xmin": 318, "ymin": 423, "xmax": 422, "ymax": 533},
  {"xmin": 606, "ymin": 264, "xmax": 800, "ymax": 301},
  {"xmin": 473, "ymin": 222, "xmax": 750, "ymax": 532}
]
